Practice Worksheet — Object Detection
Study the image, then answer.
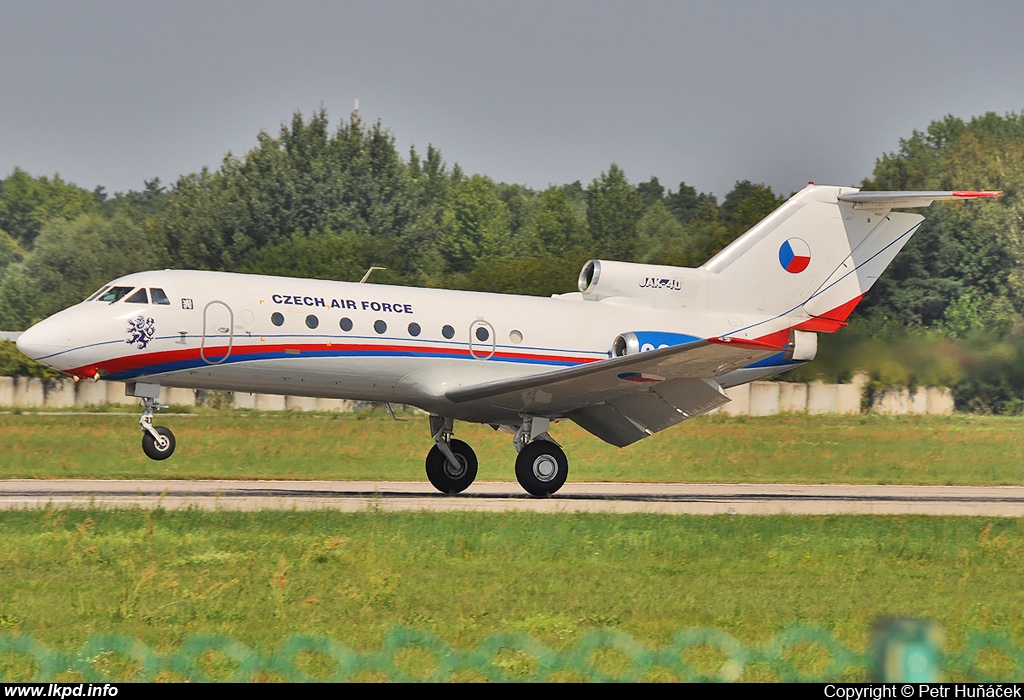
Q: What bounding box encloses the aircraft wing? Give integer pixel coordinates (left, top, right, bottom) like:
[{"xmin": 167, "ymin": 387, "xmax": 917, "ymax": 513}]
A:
[{"xmin": 446, "ymin": 339, "xmax": 779, "ymax": 446}]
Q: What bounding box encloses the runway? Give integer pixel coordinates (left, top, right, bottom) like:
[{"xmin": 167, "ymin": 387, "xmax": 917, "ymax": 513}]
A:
[{"xmin": 2, "ymin": 480, "xmax": 1024, "ymax": 515}]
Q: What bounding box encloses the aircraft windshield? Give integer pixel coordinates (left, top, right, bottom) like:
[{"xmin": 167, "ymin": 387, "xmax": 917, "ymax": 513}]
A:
[
  {"xmin": 84, "ymin": 286, "xmax": 110, "ymax": 302},
  {"xmin": 125, "ymin": 289, "xmax": 148, "ymax": 304},
  {"xmin": 97, "ymin": 286, "xmax": 134, "ymax": 303}
]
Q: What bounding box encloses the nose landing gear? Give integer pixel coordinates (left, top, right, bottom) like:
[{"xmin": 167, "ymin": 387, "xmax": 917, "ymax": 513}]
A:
[{"xmin": 138, "ymin": 393, "xmax": 175, "ymax": 460}]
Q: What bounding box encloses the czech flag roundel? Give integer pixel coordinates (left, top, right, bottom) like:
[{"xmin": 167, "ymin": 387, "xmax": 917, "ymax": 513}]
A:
[{"xmin": 779, "ymin": 238, "xmax": 811, "ymax": 274}]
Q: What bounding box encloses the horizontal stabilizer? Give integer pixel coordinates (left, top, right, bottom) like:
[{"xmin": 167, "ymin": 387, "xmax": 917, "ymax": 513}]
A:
[{"xmin": 837, "ymin": 190, "xmax": 1001, "ymax": 208}]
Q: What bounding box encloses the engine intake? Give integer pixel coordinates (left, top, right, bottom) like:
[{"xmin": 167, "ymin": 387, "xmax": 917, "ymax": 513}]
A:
[
  {"xmin": 578, "ymin": 259, "xmax": 706, "ymax": 307},
  {"xmin": 612, "ymin": 331, "xmax": 702, "ymax": 357}
]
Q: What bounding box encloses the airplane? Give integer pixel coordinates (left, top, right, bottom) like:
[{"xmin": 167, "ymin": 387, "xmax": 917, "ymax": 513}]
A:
[{"xmin": 15, "ymin": 184, "xmax": 1000, "ymax": 496}]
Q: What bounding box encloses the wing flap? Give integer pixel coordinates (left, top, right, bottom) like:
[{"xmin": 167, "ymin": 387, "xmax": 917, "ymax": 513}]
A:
[
  {"xmin": 567, "ymin": 403, "xmax": 648, "ymax": 447},
  {"xmin": 566, "ymin": 377, "xmax": 730, "ymax": 447}
]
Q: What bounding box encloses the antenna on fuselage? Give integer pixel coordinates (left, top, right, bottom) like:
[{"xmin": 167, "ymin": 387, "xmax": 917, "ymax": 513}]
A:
[{"xmin": 358, "ymin": 266, "xmax": 386, "ymax": 283}]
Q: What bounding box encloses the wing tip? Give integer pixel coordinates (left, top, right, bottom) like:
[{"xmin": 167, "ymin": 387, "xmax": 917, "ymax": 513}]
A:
[{"xmin": 951, "ymin": 190, "xmax": 1002, "ymax": 198}]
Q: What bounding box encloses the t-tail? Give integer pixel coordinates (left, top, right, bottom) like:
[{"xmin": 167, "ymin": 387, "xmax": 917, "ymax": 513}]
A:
[{"xmin": 700, "ymin": 184, "xmax": 1000, "ymax": 333}]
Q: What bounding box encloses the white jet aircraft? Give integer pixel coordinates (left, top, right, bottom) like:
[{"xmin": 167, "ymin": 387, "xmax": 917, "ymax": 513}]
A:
[{"xmin": 16, "ymin": 184, "xmax": 999, "ymax": 496}]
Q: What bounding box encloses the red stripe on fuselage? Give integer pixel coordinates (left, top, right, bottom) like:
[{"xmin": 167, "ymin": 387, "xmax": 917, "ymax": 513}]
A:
[{"xmin": 68, "ymin": 341, "xmax": 602, "ymax": 378}]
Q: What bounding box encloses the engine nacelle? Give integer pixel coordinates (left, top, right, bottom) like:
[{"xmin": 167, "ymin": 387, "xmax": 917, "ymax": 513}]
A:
[
  {"xmin": 579, "ymin": 259, "xmax": 707, "ymax": 308},
  {"xmin": 786, "ymin": 329, "xmax": 818, "ymax": 362},
  {"xmin": 612, "ymin": 331, "xmax": 702, "ymax": 357}
]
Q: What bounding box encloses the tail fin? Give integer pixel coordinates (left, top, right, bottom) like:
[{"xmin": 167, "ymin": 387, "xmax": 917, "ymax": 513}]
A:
[{"xmin": 702, "ymin": 185, "xmax": 999, "ymax": 327}]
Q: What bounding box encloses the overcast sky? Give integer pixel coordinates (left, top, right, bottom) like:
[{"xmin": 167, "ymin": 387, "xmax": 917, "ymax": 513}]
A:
[{"xmin": 2, "ymin": 1, "xmax": 1022, "ymax": 199}]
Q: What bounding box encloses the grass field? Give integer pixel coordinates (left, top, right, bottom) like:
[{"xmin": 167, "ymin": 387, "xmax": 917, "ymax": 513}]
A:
[
  {"xmin": 3, "ymin": 412, "xmax": 1024, "ymax": 681},
  {"xmin": 1, "ymin": 509, "xmax": 1023, "ymax": 681},
  {"xmin": 1, "ymin": 410, "xmax": 1023, "ymax": 484}
]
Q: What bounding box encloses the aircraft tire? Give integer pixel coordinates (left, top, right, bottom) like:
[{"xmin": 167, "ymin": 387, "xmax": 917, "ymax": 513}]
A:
[
  {"xmin": 425, "ymin": 439, "xmax": 478, "ymax": 494},
  {"xmin": 515, "ymin": 440, "xmax": 568, "ymax": 497},
  {"xmin": 142, "ymin": 426, "xmax": 176, "ymax": 461}
]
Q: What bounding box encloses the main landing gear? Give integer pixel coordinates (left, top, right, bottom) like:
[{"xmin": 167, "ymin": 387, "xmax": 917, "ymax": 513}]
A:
[
  {"xmin": 425, "ymin": 417, "xmax": 478, "ymax": 493},
  {"xmin": 425, "ymin": 415, "xmax": 568, "ymax": 497}
]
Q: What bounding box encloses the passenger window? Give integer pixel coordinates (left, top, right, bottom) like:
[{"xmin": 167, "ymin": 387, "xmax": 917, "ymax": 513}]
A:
[
  {"xmin": 442, "ymin": 325, "xmax": 455, "ymax": 339},
  {"xmin": 306, "ymin": 315, "xmax": 319, "ymax": 329},
  {"xmin": 85, "ymin": 286, "xmax": 109, "ymax": 302},
  {"xmin": 340, "ymin": 317, "xmax": 353, "ymax": 332},
  {"xmin": 475, "ymin": 326, "xmax": 490, "ymax": 342},
  {"xmin": 408, "ymin": 322, "xmax": 421, "ymax": 337},
  {"xmin": 125, "ymin": 289, "xmax": 148, "ymax": 304},
  {"xmin": 98, "ymin": 286, "xmax": 134, "ymax": 303},
  {"xmin": 374, "ymin": 320, "xmax": 387, "ymax": 334},
  {"xmin": 150, "ymin": 288, "xmax": 171, "ymax": 305},
  {"xmin": 271, "ymin": 312, "xmax": 284, "ymax": 326}
]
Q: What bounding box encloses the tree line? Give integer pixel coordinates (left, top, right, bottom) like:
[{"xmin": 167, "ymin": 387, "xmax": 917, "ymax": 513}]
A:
[{"xmin": 2, "ymin": 110, "xmax": 1023, "ymax": 410}]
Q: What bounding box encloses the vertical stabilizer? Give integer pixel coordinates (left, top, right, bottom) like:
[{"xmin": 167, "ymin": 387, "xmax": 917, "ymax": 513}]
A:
[{"xmin": 701, "ymin": 185, "xmax": 998, "ymax": 327}]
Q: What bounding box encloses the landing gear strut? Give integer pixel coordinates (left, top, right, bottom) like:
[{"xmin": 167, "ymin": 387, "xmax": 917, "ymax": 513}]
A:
[
  {"xmin": 513, "ymin": 415, "xmax": 568, "ymax": 497},
  {"xmin": 425, "ymin": 416, "xmax": 478, "ymax": 493},
  {"xmin": 422, "ymin": 415, "xmax": 569, "ymax": 497},
  {"xmin": 515, "ymin": 441, "xmax": 569, "ymax": 497},
  {"xmin": 140, "ymin": 396, "xmax": 175, "ymax": 460}
]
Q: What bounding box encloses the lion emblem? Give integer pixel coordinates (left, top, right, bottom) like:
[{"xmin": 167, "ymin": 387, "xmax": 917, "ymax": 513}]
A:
[{"xmin": 126, "ymin": 314, "xmax": 156, "ymax": 349}]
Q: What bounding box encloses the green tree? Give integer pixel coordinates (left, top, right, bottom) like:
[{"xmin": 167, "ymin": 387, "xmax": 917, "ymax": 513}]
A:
[
  {"xmin": 439, "ymin": 175, "xmax": 512, "ymax": 273},
  {"xmin": 859, "ymin": 112, "xmax": 1024, "ymax": 327},
  {"xmin": 532, "ymin": 186, "xmax": 589, "ymax": 254},
  {"xmin": 636, "ymin": 176, "xmax": 665, "ymax": 210},
  {"xmin": 719, "ymin": 180, "xmax": 783, "ymax": 234},
  {"xmin": 683, "ymin": 198, "xmax": 733, "ymax": 266},
  {"xmin": 636, "ymin": 200, "xmax": 689, "ymax": 265},
  {"xmin": 0, "ymin": 168, "xmax": 101, "ymax": 248},
  {"xmin": 0, "ymin": 229, "xmax": 24, "ymax": 270},
  {"xmin": 241, "ymin": 229, "xmax": 404, "ymax": 285},
  {"xmin": 586, "ymin": 164, "xmax": 643, "ymax": 261},
  {"xmin": 664, "ymin": 181, "xmax": 703, "ymax": 224}
]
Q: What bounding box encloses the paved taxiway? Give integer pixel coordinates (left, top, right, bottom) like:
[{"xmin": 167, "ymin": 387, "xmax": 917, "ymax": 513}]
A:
[{"xmin": 1, "ymin": 480, "xmax": 1024, "ymax": 515}]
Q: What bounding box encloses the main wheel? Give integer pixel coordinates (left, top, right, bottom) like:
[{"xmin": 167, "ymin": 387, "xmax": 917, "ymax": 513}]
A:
[
  {"xmin": 425, "ymin": 439, "xmax": 478, "ymax": 494},
  {"xmin": 515, "ymin": 440, "xmax": 568, "ymax": 497},
  {"xmin": 142, "ymin": 426, "xmax": 176, "ymax": 460}
]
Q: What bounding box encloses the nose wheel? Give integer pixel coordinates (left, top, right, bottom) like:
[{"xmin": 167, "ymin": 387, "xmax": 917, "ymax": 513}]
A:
[
  {"xmin": 142, "ymin": 426, "xmax": 176, "ymax": 460},
  {"xmin": 139, "ymin": 396, "xmax": 176, "ymax": 460}
]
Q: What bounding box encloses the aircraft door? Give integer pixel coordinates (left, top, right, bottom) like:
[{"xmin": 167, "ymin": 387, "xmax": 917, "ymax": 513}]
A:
[
  {"xmin": 468, "ymin": 320, "xmax": 496, "ymax": 360},
  {"xmin": 201, "ymin": 300, "xmax": 234, "ymax": 364}
]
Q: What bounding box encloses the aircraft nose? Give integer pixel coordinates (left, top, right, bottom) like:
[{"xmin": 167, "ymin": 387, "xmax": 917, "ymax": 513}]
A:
[{"xmin": 16, "ymin": 318, "xmax": 72, "ymax": 362}]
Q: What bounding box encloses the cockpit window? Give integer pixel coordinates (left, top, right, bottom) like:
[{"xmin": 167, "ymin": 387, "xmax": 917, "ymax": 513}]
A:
[
  {"xmin": 97, "ymin": 286, "xmax": 134, "ymax": 303},
  {"xmin": 85, "ymin": 286, "xmax": 110, "ymax": 302},
  {"xmin": 150, "ymin": 288, "xmax": 170, "ymax": 305},
  {"xmin": 125, "ymin": 288, "xmax": 148, "ymax": 304}
]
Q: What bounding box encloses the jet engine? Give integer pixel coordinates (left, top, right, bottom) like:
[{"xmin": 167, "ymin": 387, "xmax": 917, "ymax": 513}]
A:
[
  {"xmin": 611, "ymin": 330, "xmax": 702, "ymax": 357},
  {"xmin": 578, "ymin": 259, "xmax": 707, "ymax": 308}
]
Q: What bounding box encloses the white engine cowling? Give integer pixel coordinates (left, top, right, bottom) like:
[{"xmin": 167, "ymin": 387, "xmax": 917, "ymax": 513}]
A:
[
  {"xmin": 612, "ymin": 330, "xmax": 703, "ymax": 357},
  {"xmin": 786, "ymin": 330, "xmax": 818, "ymax": 362},
  {"xmin": 579, "ymin": 259, "xmax": 706, "ymax": 308}
]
